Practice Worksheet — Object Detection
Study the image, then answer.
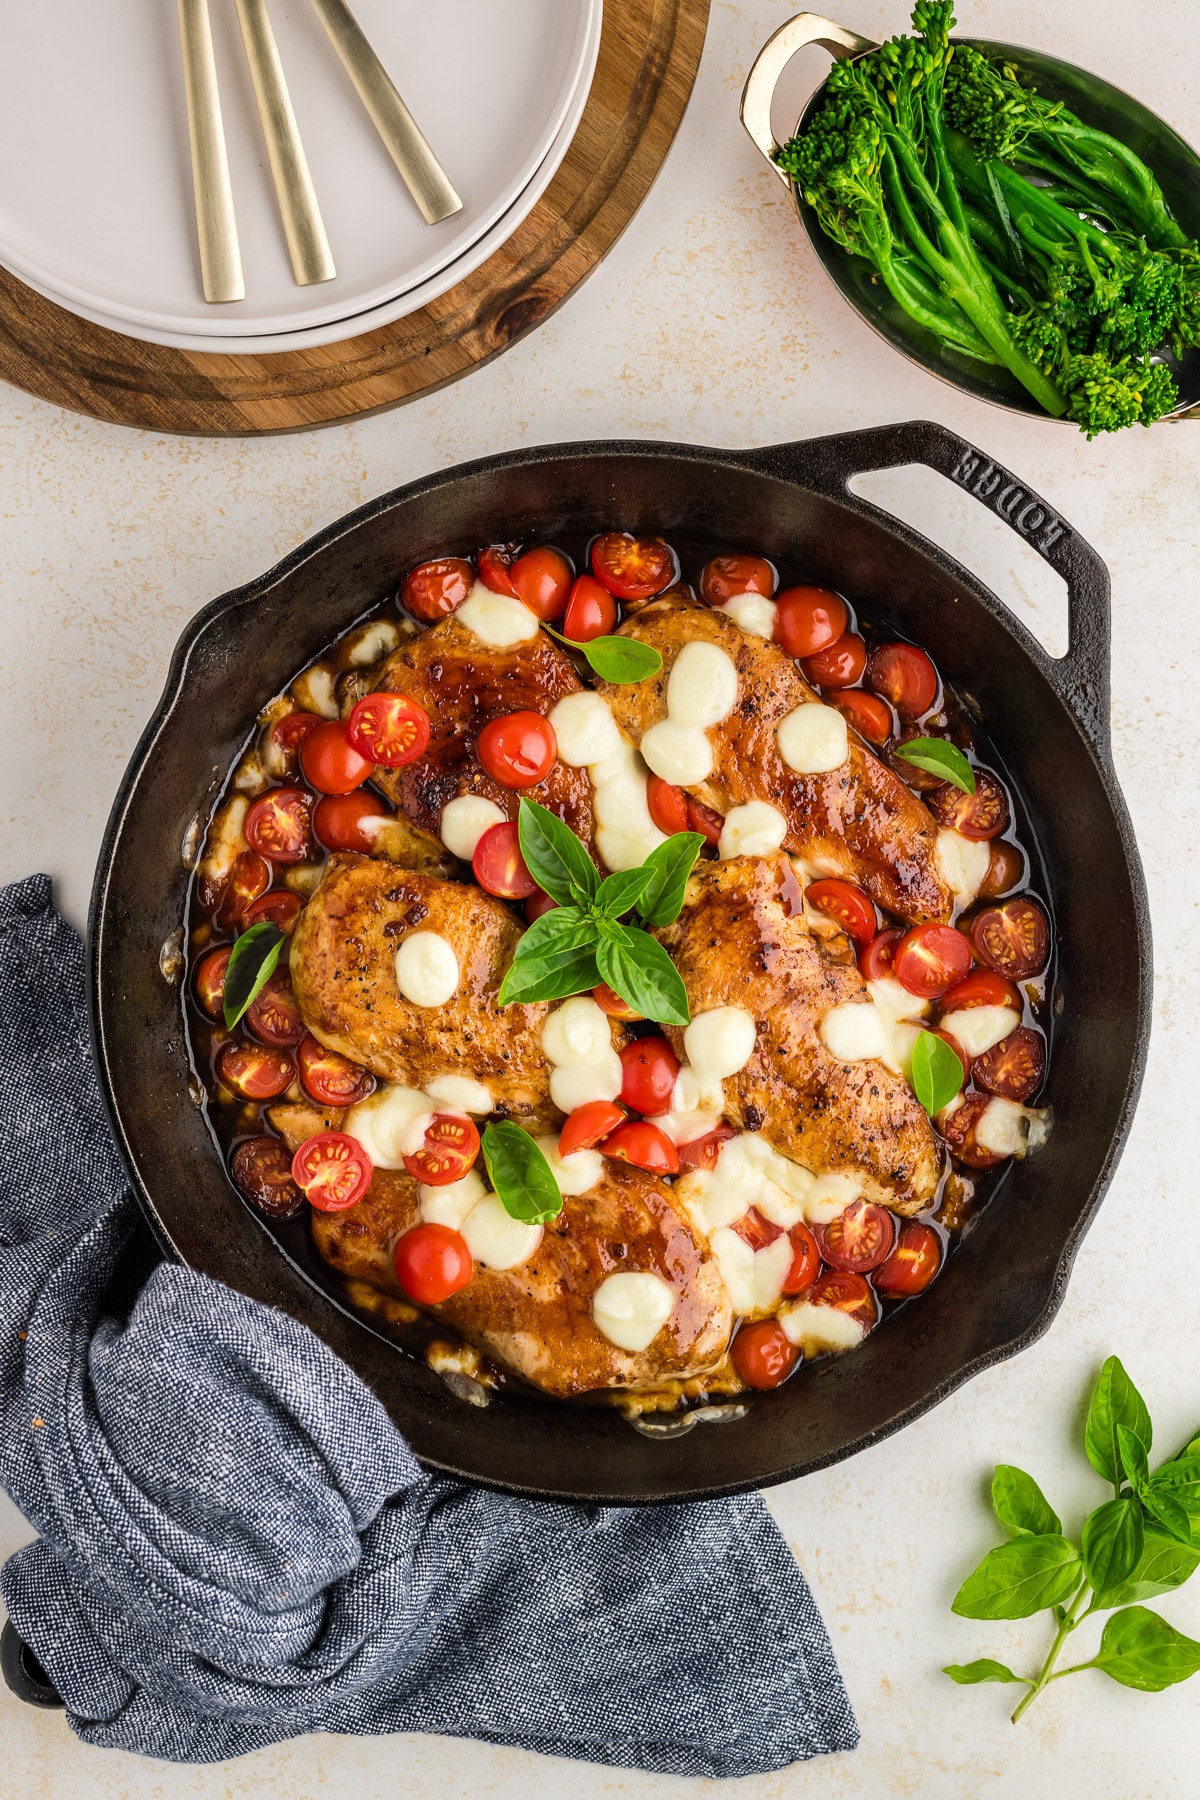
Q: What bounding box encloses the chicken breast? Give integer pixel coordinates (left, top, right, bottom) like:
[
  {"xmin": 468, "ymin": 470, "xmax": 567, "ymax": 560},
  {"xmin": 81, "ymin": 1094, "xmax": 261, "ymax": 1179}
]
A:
[
  {"xmin": 270, "ymin": 1104, "xmax": 733, "ymax": 1399},
  {"xmin": 598, "ymin": 597, "xmax": 953, "ymax": 924},
  {"xmin": 657, "ymin": 855, "xmax": 942, "ymax": 1213}
]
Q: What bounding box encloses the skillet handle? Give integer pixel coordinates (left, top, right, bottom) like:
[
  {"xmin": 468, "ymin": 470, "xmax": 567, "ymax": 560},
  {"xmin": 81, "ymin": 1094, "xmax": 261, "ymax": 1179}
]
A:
[
  {"xmin": 740, "ymin": 12, "xmax": 876, "ymax": 179},
  {"xmin": 750, "ymin": 419, "xmax": 1113, "ymax": 760}
]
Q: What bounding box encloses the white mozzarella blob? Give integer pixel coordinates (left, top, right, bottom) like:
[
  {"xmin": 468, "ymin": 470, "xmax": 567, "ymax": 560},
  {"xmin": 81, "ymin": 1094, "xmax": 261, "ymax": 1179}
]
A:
[
  {"xmin": 541, "ymin": 996, "xmax": 612, "ymax": 1066},
  {"xmin": 550, "ymin": 691, "xmax": 624, "ymax": 766},
  {"xmin": 718, "ymin": 802, "xmax": 788, "ymax": 860},
  {"xmin": 670, "ymin": 1065, "xmax": 727, "ymax": 1116},
  {"xmin": 683, "ymin": 1132, "xmax": 814, "ymax": 1234},
  {"xmin": 711, "ymin": 1228, "xmax": 795, "ymax": 1317},
  {"xmin": 777, "ymin": 702, "xmax": 849, "ymax": 774},
  {"xmin": 549, "ymin": 1055, "xmax": 623, "ymax": 1114},
  {"xmin": 419, "ymin": 1170, "xmax": 487, "ymax": 1229},
  {"xmin": 779, "ymin": 1298, "xmax": 866, "ymax": 1355},
  {"xmin": 666, "ymin": 640, "xmax": 739, "ymax": 728},
  {"xmin": 889, "ymin": 1021, "xmax": 924, "ymax": 1083},
  {"xmin": 439, "ymin": 795, "xmax": 505, "ymax": 861},
  {"xmin": 867, "ymin": 977, "xmax": 929, "ymax": 1027},
  {"xmin": 461, "ymin": 1192, "xmax": 543, "ymax": 1270},
  {"xmin": 588, "ymin": 739, "xmax": 666, "ymax": 871},
  {"xmin": 202, "ymin": 795, "xmax": 250, "ymax": 882},
  {"xmin": 344, "ymin": 1084, "xmax": 433, "ymax": 1167},
  {"xmin": 639, "ymin": 718, "xmax": 714, "ymax": 786},
  {"xmin": 819, "ymin": 1001, "xmax": 894, "ymax": 1065},
  {"xmin": 394, "ymin": 931, "xmax": 459, "ymax": 1007},
  {"xmin": 936, "ymin": 828, "xmax": 991, "ymax": 902},
  {"xmin": 975, "ymin": 1097, "xmax": 1052, "ymax": 1158},
  {"xmin": 598, "ymin": 825, "xmax": 667, "ymax": 872},
  {"xmin": 591, "ymin": 1271, "xmax": 675, "ymax": 1352},
  {"xmin": 719, "ymin": 594, "xmax": 777, "ymax": 639},
  {"xmin": 684, "ymin": 1006, "xmax": 757, "ymax": 1080},
  {"xmin": 940, "ymin": 1005, "xmax": 1021, "ymax": 1059},
  {"xmin": 291, "ymin": 664, "xmax": 339, "ymax": 718},
  {"xmin": 655, "ymin": 1108, "xmax": 723, "ymax": 1146},
  {"xmin": 593, "ymin": 759, "xmax": 654, "ymax": 830},
  {"xmin": 457, "ymin": 580, "xmax": 539, "ymax": 646},
  {"xmin": 535, "ymin": 1135, "xmax": 604, "ymax": 1197},
  {"xmin": 425, "ymin": 1073, "xmax": 494, "ymax": 1115},
  {"xmin": 802, "ymin": 1172, "xmax": 862, "ymax": 1224}
]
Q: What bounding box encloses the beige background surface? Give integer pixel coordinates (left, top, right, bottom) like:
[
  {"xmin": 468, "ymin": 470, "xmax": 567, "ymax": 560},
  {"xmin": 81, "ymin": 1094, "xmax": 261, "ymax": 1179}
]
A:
[{"xmin": 2, "ymin": 1, "xmax": 1198, "ymax": 1795}]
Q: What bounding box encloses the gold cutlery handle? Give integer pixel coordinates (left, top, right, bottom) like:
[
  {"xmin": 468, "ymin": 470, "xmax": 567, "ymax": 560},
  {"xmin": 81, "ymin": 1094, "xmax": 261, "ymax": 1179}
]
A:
[
  {"xmin": 234, "ymin": 0, "xmax": 336, "ymax": 286},
  {"xmin": 307, "ymin": 0, "xmax": 462, "ymax": 225},
  {"xmin": 177, "ymin": 0, "xmax": 245, "ymax": 302}
]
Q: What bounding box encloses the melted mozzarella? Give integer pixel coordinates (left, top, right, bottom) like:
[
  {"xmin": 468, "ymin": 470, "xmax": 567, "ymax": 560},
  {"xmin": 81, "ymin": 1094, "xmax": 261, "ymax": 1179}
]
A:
[
  {"xmin": 940, "ymin": 1004, "xmax": 1021, "ymax": 1058},
  {"xmin": 592, "ymin": 1271, "xmax": 675, "ymax": 1352},
  {"xmin": 681, "ymin": 1131, "xmax": 814, "ymax": 1233},
  {"xmin": 684, "ymin": 1006, "xmax": 757, "ymax": 1080},
  {"xmin": 542, "ymin": 996, "xmax": 623, "ymax": 1112},
  {"xmin": 975, "ymin": 1096, "xmax": 1052, "ymax": 1158},
  {"xmin": 719, "ymin": 594, "xmax": 777, "ymax": 639},
  {"xmin": 779, "ymin": 1298, "xmax": 866, "ymax": 1355},
  {"xmin": 394, "ymin": 931, "xmax": 459, "ymax": 1007},
  {"xmin": 419, "ymin": 1170, "xmax": 487, "ymax": 1229},
  {"xmin": 550, "ymin": 691, "xmax": 624, "ymax": 766},
  {"xmin": 936, "ymin": 828, "xmax": 991, "ymax": 902},
  {"xmin": 202, "ymin": 795, "xmax": 249, "ymax": 883},
  {"xmin": 670, "ymin": 1064, "xmax": 727, "ymax": 1116},
  {"xmin": 456, "ymin": 580, "xmax": 539, "ymax": 646},
  {"xmin": 803, "ymin": 1172, "xmax": 863, "ymax": 1223},
  {"xmin": 776, "ymin": 702, "xmax": 849, "ymax": 774},
  {"xmin": 344, "ymin": 1084, "xmax": 433, "ymax": 1166},
  {"xmin": 549, "ymin": 1058, "xmax": 623, "ymax": 1113},
  {"xmin": 819, "ymin": 1001, "xmax": 893, "ymax": 1065},
  {"xmin": 535, "ymin": 1135, "xmax": 604, "ymax": 1197},
  {"xmin": 666, "ymin": 641, "xmax": 739, "ymax": 728},
  {"xmin": 710, "ymin": 1228, "xmax": 794, "ymax": 1318},
  {"xmin": 425, "ymin": 1073, "xmax": 494, "ymax": 1115},
  {"xmin": 867, "ymin": 977, "xmax": 929, "ymax": 1026},
  {"xmin": 656, "ymin": 1107, "xmax": 723, "ymax": 1145},
  {"xmin": 461, "ymin": 1192, "xmax": 543, "ymax": 1270},
  {"xmin": 439, "ymin": 795, "xmax": 505, "ymax": 861},
  {"xmin": 585, "ymin": 736, "xmax": 666, "ymax": 872},
  {"xmin": 718, "ymin": 801, "xmax": 788, "ymax": 860},
  {"xmin": 639, "ymin": 718, "xmax": 714, "ymax": 786}
]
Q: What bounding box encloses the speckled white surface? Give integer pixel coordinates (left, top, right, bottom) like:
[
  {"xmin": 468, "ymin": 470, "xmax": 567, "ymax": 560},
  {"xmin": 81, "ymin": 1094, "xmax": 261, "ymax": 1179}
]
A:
[{"xmin": 2, "ymin": 2, "xmax": 1199, "ymax": 1794}]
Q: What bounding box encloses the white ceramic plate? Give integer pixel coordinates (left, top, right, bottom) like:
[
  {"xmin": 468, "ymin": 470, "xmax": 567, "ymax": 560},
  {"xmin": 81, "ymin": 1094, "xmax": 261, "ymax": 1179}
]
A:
[{"xmin": 0, "ymin": 0, "xmax": 599, "ymax": 337}]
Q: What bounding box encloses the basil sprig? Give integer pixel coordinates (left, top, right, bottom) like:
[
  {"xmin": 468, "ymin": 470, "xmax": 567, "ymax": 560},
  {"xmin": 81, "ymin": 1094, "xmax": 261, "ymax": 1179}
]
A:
[
  {"xmin": 222, "ymin": 922, "xmax": 284, "ymax": 1029},
  {"xmin": 944, "ymin": 1356, "xmax": 1200, "ymax": 1721},
  {"xmin": 544, "ymin": 623, "xmax": 662, "ymax": 685},
  {"xmin": 481, "ymin": 1121, "xmax": 563, "ymax": 1223},
  {"xmin": 895, "ymin": 737, "xmax": 976, "ymax": 794},
  {"xmin": 910, "ymin": 1029, "xmax": 965, "ymax": 1116},
  {"xmin": 497, "ymin": 799, "xmax": 701, "ymax": 1025}
]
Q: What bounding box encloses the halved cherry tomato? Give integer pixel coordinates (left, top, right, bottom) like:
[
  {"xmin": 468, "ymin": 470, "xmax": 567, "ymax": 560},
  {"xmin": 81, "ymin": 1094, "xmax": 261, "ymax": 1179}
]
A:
[
  {"xmin": 231, "ymin": 1136, "xmax": 306, "ymax": 1220},
  {"xmin": 267, "ymin": 711, "xmax": 321, "ymax": 777},
  {"xmin": 939, "ymin": 1092, "xmax": 1004, "ymax": 1169},
  {"xmin": 832, "ymin": 688, "xmax": 894, "ymax": 745},
  {"xmin": 969, "ymin": 898, "xmax": 1050, "ymax": 980},
  {"xmin": 781, "ymin": 1220, "xmax": 821, "ymax": 1295},
  {"xmin": 246, "ymin": 970, "xmax": 307, "ymax": 1047},
  {"xmin": 773, "ymin": 586, "xmax": 848, "ymax": 659},
  {"xmin": 403, "ymin": 1113, "xmax": 481, "ymax": 1186},
  {"xmin": 893, "ymin": 922, "xmax": 972, "ymax": 999},
  {"xmin": 477, "ymin": 711, "xmax": 557, "ymax": 788},
  {"xmin": 816, "ymin": 1200, "xmax": 897, "ymax": 1273},
  {"xmin": 802, "ymin": 632, "xmax": 867, "ymax": 689},
  {"xmin": 677, "ymin": 1126, "xmax": 737, "ymax": 1172},
  {"xmin": 647, "ymin": 775, "xmax": 689, "ymax": 836},
  {"xmin": 205, "ymin": 849, "xmax": 271, "ymax": 931},
  {"xmin": 805, "ymin": 878, "xmax": 877, "ymax": 949},
  {"xmin": 347, "ymin": 693, "xmax": 431, "ymax": 768},
  {"xmin": 973, "ymin": 1026, "xmax": 1045, "ymax": 1102},
  {"xmin": 807, "ymin": 1269, "xmax": 879, "ymax": 1332},
  {"xmin": 594, "ymin": 982, "xmax": 643, "ymax": 1021},
  {"xmin": 731, "ymin": 1320, "xmax": 799, "ymax": 1390},
  {"xmin": 927, "ymin": 769, "xmax": 1010, "ymax": 841},
  {"xmin": 561, "ymin": 574, "xmax": 617, "ymax": 642},
  {"xmin": 866, "ymin": 642, "xmax": 939, "ymax": 718},
  {"xmin": 733, "ymin": 1206, "xmax": 784, "ymax": 1250},
  {"xmin": 873, "ymin": 1221, "xmax": 943, "ymax": 1297},
  {"xmin": 297, "ymin": 1035, "xmax": 377, "ymax": 1107},
  {"xmin": 600, "ymin": 1119, "xmax": 680, "ymax": 1174},
  {"xmin": 473, "ymin": 821, "xmax": 537, "ymax": 898},
  {"xmin": 243, "ymin": 889, "xmax": 303, "ymax": 934},
  {"xmin": 394, "ymin": 1222, "xmax": 474, "ymax": 1303},
  {"xmin": 402, "ymin": 556, "xmax": 474, "ymax": 621},
  {"xmin": 216, "ymin": 1040, "xmax": 296, "ymax": 1100},
  {"xmin": 526, "ymin": 886, "xmax": 558, "ymax": 922},
  {"xmin": 686, "ymin": 798, "xmax": 724, "ymax": 847},
  {"xmin": 193, "ymin": 946, "xmax": 231, "ymax": 1018},
  {"xmin": 245, "ymin": 787, "xmax": 313, "ymax": 864},
  {"xmin": 293, "ymin": 1131, "xmax": 373, "ymax": 1210},
  {"xmin": 560, "ymin": 1100, "xmax": 627, "ymax": 1157},
  {"xmin": 510, "ymin": 546, "xmax": 573, "ymax": 620},
  {"xmin": 940, "ymin": 969, "xmax": 1021, "ymax": 1015},
  {"xmin": 700, "ymin": 554, "xmax": 775, "ymax": 605},
  {"xmin": 619, "ymin": 1036, "xmax": 680, "ymax": 1116},
  {"xmin": 313, "ymin": 791, "xmax": 388, "ymax": 853},
  {"xmin": 979, "ymin": 840, "xmax": 1025, "ymax": 899},
  {"xmin": 477, "ymin": 544, "xmax": 520, "ymax": 598},
  {"xmin": 859, "ymin": 926, "xmax": 904, "ymax": 982},
  {"xmin": 590, "ymin": 532, "xmax": 677, "ymax": 601},
  {"xmin": 300, "ymin": 720, "xmax": 373, "ymax": 795},
  {"xmin": 931, "ymin": 1026, "xmax": 971, "ymax": 1084}
]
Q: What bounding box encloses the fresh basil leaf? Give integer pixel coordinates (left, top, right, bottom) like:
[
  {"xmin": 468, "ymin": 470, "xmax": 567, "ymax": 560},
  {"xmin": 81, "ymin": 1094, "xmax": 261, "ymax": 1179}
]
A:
[
  {"xmin": 1140, "ymin": 1486, "xmax": 1194, "ymax": 1547},
  {"xmin": 991, "ymin": 1465, "xmax": 1061, "ymax": 1539},
  {"xmin": 593, "ymin": 865, "xmax": 655, "ymax": 920},
  {"xmin": 1092, "ymin": 1528, "xmax": 1200, "ymax": 1609},
  {"xmin": 516, "ymin": 798, "xmax": 600, "ymax": 907},
  {"xmin": 894, "ymin": 738, "xmax": 976, "ymax": 794},
  {"xmin": 1091, "ymin": 1606, "xmax": 1200, "ymax": 1693},
  {"xmin": 1151, "ymin": 1453, "xmax": 1200, "ymax": 1495},
  {"xmin": 1119, "ymin": 1423, "xmax": 1151, "ymax": 1490},
  {"xmin": 579, "ymin": 635, "xmax": 663, "ymax": 684},
  {"xmin": 1086, "ymin": 1356, "xmax": 1153, "ymax": 1487},
  {"xmin": 951, "ymin": 1536, "xmax": 1082, "ymax": 1620},
  {"xmin": 636, "ymin": 831, "xmax": 705, "ymax": 929},
  {"xmin": 1083, "ymin": 1497, "xmax": 1145, "ymax": 1598},
  {"xmin": 222, "ymin": 923, "xmax": 284, "ymax": 1030},
  {"xmin": 497, "ymin": 907, "xmax": 600, "ymax": 1006},
  {"xmin": 481, "ymin": 1121, "xmax": 563, "ymax": 1225},
  {"xmin": 911, "ymin": 1029, "xmax": 965, "ymax": 1116},
  {"xmin": 595, "ymin": 922, "xmax": 691, "ymax": 1026},
  {"xmin": 943, "ymin": 1659, "xmax": 1026, "ymax": 1686}
]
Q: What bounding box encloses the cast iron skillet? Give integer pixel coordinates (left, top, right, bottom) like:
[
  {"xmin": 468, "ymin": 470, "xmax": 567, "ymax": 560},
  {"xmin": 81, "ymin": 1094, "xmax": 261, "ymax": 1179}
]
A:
[{"xmin": 89, "ymin": 419, "xmax": 1151, "ymax": 1504}]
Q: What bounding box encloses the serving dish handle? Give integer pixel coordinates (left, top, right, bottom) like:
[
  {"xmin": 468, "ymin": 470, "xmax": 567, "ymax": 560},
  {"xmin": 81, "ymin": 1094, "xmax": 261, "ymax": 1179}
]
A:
[
  {"xmin": 746, "ymin": 420, "xmax": 1113, "ymax": 759},
  {"xmin": 740, "ymin": 11, "xmax": 875, "ymax": 176}
]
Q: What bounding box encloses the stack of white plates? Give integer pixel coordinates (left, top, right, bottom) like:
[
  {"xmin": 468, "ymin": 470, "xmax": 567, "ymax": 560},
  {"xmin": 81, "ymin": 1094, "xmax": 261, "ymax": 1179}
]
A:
[{"xmin": 0, "ymin": 0, "xmax": 602, "ymax": 353}]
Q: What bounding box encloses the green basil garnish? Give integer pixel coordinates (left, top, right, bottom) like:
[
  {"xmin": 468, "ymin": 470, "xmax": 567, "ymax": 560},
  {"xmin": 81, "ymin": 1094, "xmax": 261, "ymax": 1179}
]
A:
[
  {"xmin": 895, "ymin": 737, "xmax": 976, "ymax": 794},
  {"xmin": 481, "ymin": 1121, "xmax": 563, "ymax": 1224},
  {"xmin": 544, "ymin": 624, "xmax": 663, "ymax": 685},
  {"xmin": 909, "ymin": 1028, "xmax": 965, "ymax": 1116},
  {"xmin": 517, "ymin": 798, "xmax": 600, "ymax": 907},
  {"xmin": 222, "ymin": 922, "xmax": 285, "ymax": 1030}
]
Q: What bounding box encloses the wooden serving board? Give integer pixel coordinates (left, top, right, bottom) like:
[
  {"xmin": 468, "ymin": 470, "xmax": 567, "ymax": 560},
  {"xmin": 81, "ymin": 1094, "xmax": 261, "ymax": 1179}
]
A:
[{"xmin": 0, "ymin": 0, "xmax": 709, "ymax": 436}]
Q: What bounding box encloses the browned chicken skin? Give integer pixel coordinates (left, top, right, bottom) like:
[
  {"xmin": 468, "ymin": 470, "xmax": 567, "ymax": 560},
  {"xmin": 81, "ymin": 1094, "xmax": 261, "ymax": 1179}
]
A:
[
  {"xmin": 657, "ymin": 855, "xmax": 942, "ymax": 1213},
  {"xmin": 598, "ymin": 597, "xmax": 952, "ymax": 924}
]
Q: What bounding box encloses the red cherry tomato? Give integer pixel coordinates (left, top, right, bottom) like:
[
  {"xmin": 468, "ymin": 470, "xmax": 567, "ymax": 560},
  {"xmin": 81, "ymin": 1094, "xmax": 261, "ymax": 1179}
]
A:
[
  {"xmin": 619, "ymin": 1036, "xmax": 680, "ymax": 1117},
  {"xmin": 403, "ymin": 1114, "xmax": 481, "ymax": 1186},
  {"xmin": 733, "ymin": 1205, "xmax": 784, "ymax": 1251},
  {"xmin": 473, "ymin": 821, "xmax": 537, "ymax": 898},
  {"xmin": 699, "ymin": 554, "xmax": 775, "ymax": 605},
  {"xmin": 773, "ymin": 586, "xmax": 848, "ymax": 659},
  {"xmin": 973, "ymin": 1027, "xmax": 1045, "ymax": 1102},
  {"xmin": 347, "ymin": 693, "xmax": 431, "ymax": 769},
  {"xmin": 781, "ymin": 1220, "xmax": 821, "ymax": 1295},
  {"xmin": 217, "ymin": 1040, "xmax": 296, "ymax": 1100},
  {"xmin": 927, "ymin": 769, "xmax": 1010, "ymax": 841},
  {"xmin": 893, "ymin": 923, "xmax": 972, "ymax": 999},
  {"xmin": 940, "ymin": 968, "xmax": 1022, "ymax": 1014},
  {"xmin": 560, "ymin": 1100, "xmax": 627, "ymax": 1157},
  {"xmin": 866, "ymin": 642, "xmax": 939, "ymax": 718},
  {"xmin": 979, "ymin": 840, "xmax": 1025, "ymax": 899},
  {"xmin": 243, "ymin": 889, "xmax": 303, "ymax": 933},
  {"xmin": 300, "ymin": 720, "xmax": 373, "ymax": 795},
  {"xmin": 526, "ymin": 886, "xmax": 558, "ymax": 922},
  {"xmin": 590, "ymin": 532, "xmax": 677, "ymax": 601},
  {"xmin": 805, "ymin": 878, "xmax": 877, "ymax": 949},
  {"xmin": 510, "ymin": 546, "xmax": 573, "ymax": 620},
  {"xmin": 230, "ymin": 1136, "xmax": 305, "ymax": 1221},
  {"xmin": 297, "ymin": 1035, "xmax": 377, "ymax": 1107},
  {"xmin": 873, "ymin": 1221, "xmax": 943, "ymax": 1297},
  {"xmin": 292, "ymin": 1131, "xmax": 373, "ymax": 1211},
  {"xmin": 394, "ymin": 1222, "xmax": 474, "ymax": 1303},
  {"xmin": 477, "ymin": 711, "xmax": 557, "ymax": 789},
  {"xmin": 402, "ymin": 557, "xmax": 474, "ymax": 622},
  {"xmin": 245, "ymin": 787, "xmax": 313, "ymax": 864},
  {"xmin": 815, "ymin": 1200, "xmax": 897, "ymax": 1273},
  {"xmin": 646, "ymin": 775, "xmax": 690, "ymax": 836},
  {"xmin": 686, "ymin": 798, "xmax": 724, "ymax": 847},
  {"xmin": 858, "ymin": 926, "xmax": 904, "ymax": 982},
  {"xmin": 267, "ymin": 711, "xmax": 321, "ymax": 777},
  {"xmin": 676, "ymin": 1126, "xmax": 737, "ymax": 1172},
  {"xmin": 206, "ymin": 849, "xmax": 272, "ymax": 931},
  {"xmin": 477, "ymin": 544, "xmax": 519, "ymax": 598},
  {"xmin": 246, "ymin": 970, "xmax": 307, "ymax": 1047},
  {"xmin": 313, "ymin": 791, "xmax": 388, "ymax": 854},
  {"xmin": 968, "ymin": 898, "xmax": 1050, "ymax": 980},
  {"xmin": 561, "ymin": 574, "xmax": 618, "ymax": 642},
  {"xmin": 600, "ymin": 1120, "xmax": 680, "ymax": 1174},
  {"xmin": 193, "ymin": 946, "xmax": 231, "ymax": 1018},
  {"xmin": 808, "ymin": 1268, "xmax": 879, "ymax": 1332},
  {"xmin": 802, "ymin": 632, "xmax": 867, "ymax": 689},
  {"xmin": 940, "ymin": 1091, "xmax": 1005, "ymax": 1169},
  {"xmin": 731, "ymin": 1320, "xmax": 799, "ymax": 1390},
  {"xmin": 593, "ymin": 982, "xmax": 643, "ymax": 1021},
  {"xmin": 832, "ymin": 688, "xmax": 894, "ymax": 745}
]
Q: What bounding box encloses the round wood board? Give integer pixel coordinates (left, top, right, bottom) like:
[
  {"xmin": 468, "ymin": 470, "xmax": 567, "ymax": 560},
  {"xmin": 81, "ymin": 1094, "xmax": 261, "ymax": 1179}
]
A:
[{"xmin": 0, "ymin": 0, "xmax": 709, "ymax": 436}]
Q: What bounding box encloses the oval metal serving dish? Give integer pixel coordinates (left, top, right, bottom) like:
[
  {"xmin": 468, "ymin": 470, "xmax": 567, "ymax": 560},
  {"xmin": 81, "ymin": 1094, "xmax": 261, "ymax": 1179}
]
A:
[
  {"xmin": 741, "ymin": 12, "xmax": 1200, "ymax": 420},
  {"xmin": 90, "ymin": 421, "xmax": 1150, "ymax": 1503}
]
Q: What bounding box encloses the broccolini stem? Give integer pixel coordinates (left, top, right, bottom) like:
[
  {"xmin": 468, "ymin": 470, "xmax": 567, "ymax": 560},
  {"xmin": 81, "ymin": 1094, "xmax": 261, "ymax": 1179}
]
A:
[{"xmin": 1040, "ymin": 123, "xmax": 1186, "ymax": 247}]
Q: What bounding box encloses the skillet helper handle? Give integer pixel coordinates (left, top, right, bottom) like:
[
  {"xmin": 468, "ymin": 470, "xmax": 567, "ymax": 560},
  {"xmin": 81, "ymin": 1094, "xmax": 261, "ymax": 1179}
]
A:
[
  {"xmin": 740, "ymin": 12, "xmax": 877, "ymax": 177},
  {"xmin": 1, "ymin": 1620, "xmax": 64, "ymax": 1709},
  {"xmin": 758, "ymin": 420, "xmax": 1113, "ymax": 759}
]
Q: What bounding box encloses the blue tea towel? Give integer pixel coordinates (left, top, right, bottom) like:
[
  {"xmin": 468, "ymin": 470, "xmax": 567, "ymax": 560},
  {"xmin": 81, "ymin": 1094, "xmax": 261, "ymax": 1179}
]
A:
[{"xmin": 0, "ymin": 875, "xmax": 858, "ymax": 1773}]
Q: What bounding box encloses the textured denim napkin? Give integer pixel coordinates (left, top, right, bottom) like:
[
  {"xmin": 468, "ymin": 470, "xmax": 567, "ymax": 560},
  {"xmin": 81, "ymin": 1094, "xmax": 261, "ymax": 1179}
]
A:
[{"xmin": 0, "ymin": 874, "xmax": 857, "ymax": 1772}]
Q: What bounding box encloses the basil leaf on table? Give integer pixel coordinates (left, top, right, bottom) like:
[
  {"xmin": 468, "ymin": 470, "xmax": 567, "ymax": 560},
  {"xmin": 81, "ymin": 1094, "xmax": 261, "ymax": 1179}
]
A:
[
  {"xmin": 910, "ymin": 1029, "xmax": 964, "ymax": 1116},
  {"xmin": 517, "ymin": 798, "xmax": 600, "ymax": 906},
  {"xmin": 991, "ymin": 1465, "xmax": 1062, "ymax": 1540},
  {"xmin": 497, "ymin": 907, "xmax": 600, "ymax": 1006},
  {"xmin": 1091, "ymin": 1607, "xmax": 1200, "ymax": 1692},
  {"xmin": 481, "ymin": 1121, "xmax": 563, "ymax": 1224},
  {"xmin": 1139, "ymin": 1486, "xmax": 1194, "ymax": 1547},
  {"xmin": 1118, "ymin": 1422, "xmax": 1151, "ymax": 1490},
  {"xmin": 1083, "ymin": 1498, "xmax": 1145, "ymax": 1599},
  {"xmin": 222, "ymin": 922, "xmax": 284, "ymax": 1030},
  {"xmin": 951, "ymin": 1535, "xmax": 1082, "ymax": 1620},
  {"xmin": 894, "ymin": 738, "xmax": 976, "ymax": 794},
  {"xmin": 636, "ymin": 831, "xmax": 705, "ymax": 929},
  {"xmin": 943, "ymin": 1659, "xmax": 1026, "ymax": 1687},
  {"xmin": 1086, "ymin": 1355, "xmax": 1153, "ymax": 1488},
  {"xmin": 593, "ymin": 864, "xmax": 655, "ymax": 920},
  {"xmin": 595, "ymin": 922, "xmax": 690, "ymax": 1027},
  {"xmin": 1093, "ymin": 1529, "xmax": 1200, "ymax": 1610}
]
